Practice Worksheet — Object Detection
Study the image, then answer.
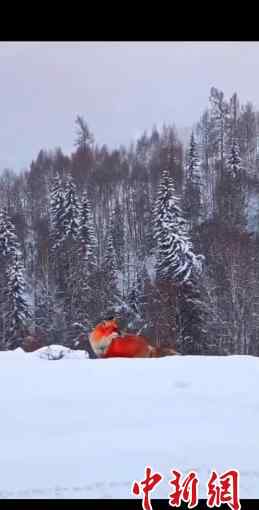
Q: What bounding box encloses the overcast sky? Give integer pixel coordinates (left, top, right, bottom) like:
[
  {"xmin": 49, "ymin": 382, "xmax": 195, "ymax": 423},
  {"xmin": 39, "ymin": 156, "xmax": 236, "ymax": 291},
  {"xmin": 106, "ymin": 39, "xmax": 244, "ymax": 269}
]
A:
[{"xmin": 1, "ymin": 41, "xmax": 259, "ymax": 172}]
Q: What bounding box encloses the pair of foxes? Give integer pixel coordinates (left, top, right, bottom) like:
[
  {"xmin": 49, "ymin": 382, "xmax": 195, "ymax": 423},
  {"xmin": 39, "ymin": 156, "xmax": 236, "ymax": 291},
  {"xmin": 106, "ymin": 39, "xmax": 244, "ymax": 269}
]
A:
[{"xmin": 89, "ymin": 317, "xmax": 178, "ymax": 358}]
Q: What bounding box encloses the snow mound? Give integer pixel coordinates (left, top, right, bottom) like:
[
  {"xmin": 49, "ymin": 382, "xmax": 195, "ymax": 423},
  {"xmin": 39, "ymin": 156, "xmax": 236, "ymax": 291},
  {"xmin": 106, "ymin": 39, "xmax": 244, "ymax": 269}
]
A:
[
  {"xmin": 0, "ymin": 346, "xmax": 89, "ymax": 361},
  {"xmin": 34, "ymin": 345, "xmax": 89, "ymax": 360}
]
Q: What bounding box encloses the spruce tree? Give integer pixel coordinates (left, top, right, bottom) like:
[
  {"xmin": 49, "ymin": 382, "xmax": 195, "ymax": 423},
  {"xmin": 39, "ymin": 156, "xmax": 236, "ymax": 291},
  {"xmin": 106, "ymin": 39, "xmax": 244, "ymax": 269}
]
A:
[
  {"xmin": 49, "ymin": 174, "xmax": 66, "ymax": 295},
  {"xmin": 75, "ymin": 191, "xmax": 99, "ymax": 332},
  {"xmin": 78, "ymin": 190, "xmax": 97, "ymax": 271},
  {"xmin": 111, "ymin": 199, "xmax": 125, "ymax": 271},
  {"xmin": 62, "ymin": 173, "xmax": 80, "ymax": 242},
  {"xmin": 176, "ymin": 278, "xmax": 207, "ymax": 355},
  {"xmin": 0, "ymin": 208, "xmax": 20, "ymax": 258},
  {"xmin": 75, "ymin": 116, "xmax": 94, "ymax": 150},
  {"xmin": 5, "ymin": 254, "xmax": 30, "ymax": 349},
  {"xmin": 227, "ymin": 139, "xmax": 241, "ymax": 178},
  {"xmin": 103, "ymin": 227, "xmax": 118, "ymax": 287},
  {"xmin": 154, "ymin": 168, "xmax": 202, "ymax": 284},
  {"xmin": 127, "ymin": 261, "xmax": 148, "ymax": 331},
  {"xmin": 62, "ymin": 174, "xmax": 81, "ymax": 344},
  {"xmin": 183, "ymin": 132, "xmax": 202, "ymax": 229},
  {"xmin": 0, "ymin": 209, "xmax": 30, "ymax": 349},
  {"xmin": 49, "ymin": 173, "xmax": 65, "ymax": 250},
  {"xmin": 227, "ymin": 140, "xmax": 246, "ymax": 229},
  {"xmin": 34, "ymin": 277, "xmax": 55, "ymax": 344},
  {"xmin": 50, "ymin": 173, "xmax": 81, "ymax": 344},
  {"xmin": 216, "ymin": 138, "xmax": 246, "ymax": 229},
  {"xmin": 153, "ymin": 167, "xmax": 204, "ymax": 350},
  {"xmin": 160, "ymin": 127, "xmax": 183, "ymax": 193},
  {"xmin": 100, "ymin": 223, "xmax": 121, "ymax": 317}
]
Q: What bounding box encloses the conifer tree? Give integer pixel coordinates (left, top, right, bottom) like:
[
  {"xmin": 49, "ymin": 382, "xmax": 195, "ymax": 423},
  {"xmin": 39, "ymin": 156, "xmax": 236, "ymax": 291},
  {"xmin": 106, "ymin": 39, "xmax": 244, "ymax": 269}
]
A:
[
  {"xmin": 49, "ymin": 173, "xmax": 65, "ymax": 250},
  {"xmin": 100, "ymin": 223, "xmax": 121, "ymax": 317},
  {"xmin": 78, "ymin": 190, "xmax": 97, "ymax": 271},
  {"xmin": 75, "ymin": 116, "xmax": 94, "ymax": 150},
  {"xmin": 153, "ymin": 168, "xmax": 203, "ymax": 284},
  {"xmin": 153, "ymin": 167, "xmax": 204, "ymax": 349},
  {"xmin": 127, "ymin": 261, "xmax": 149, "ymax": 330},
  {"xmin": 62, "ymin": 173, "xmax": 80, "ymax": 242},
  {"xmin": 216, "ymin": 138, "xmax": 246, "ymax": 228},
  {"xmin": 227, "ymin": 139, "xmax": 241, "ymax": 179},
  {"xmin": 183, "ymin": 132, "xmax": 202, "ymax": 229},
  {"xmin": 50, "ymin": 173, "xmax": 81, "ymax": 343},
  {"xmin": 111, "ymin": 199, "xmax": 125, "ymax": 271},
  {"xmin": 34, "ymin": 277, "xmax": 55, "ymax": 344},
  {"xmin": 0, "ymin": 209, "xmax": 30, "ymax": 349},
  {"xmin": 5, "ymin": 254, "xmax": 30, "ymax": 349},
  {"xmin": 0, "ymin": 208, "xmax": 20, "ymax": 258}
]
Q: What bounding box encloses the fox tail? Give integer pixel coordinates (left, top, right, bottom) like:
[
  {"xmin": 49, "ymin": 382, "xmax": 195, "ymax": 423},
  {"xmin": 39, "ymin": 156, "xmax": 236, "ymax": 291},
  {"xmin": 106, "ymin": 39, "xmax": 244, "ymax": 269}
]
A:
[{"xmin": 148, "ymin": 345, "xmax": 181, "ymax": 357}]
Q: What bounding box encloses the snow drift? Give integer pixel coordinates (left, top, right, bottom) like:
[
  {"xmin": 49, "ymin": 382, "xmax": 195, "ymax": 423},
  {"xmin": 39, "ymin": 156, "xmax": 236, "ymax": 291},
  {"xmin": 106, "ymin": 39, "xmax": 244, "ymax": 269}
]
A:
[{"xmin": 0, "ymin": 350, "xmax": 258, "ymax": 499}]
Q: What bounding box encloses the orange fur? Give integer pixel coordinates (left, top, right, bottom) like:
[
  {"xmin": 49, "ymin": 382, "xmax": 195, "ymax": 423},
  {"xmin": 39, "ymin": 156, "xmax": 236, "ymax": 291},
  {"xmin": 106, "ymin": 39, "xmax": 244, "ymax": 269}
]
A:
[
  {"xmin": 89, "ymin": 319, "xmax": 178, "ymax": 358},
  {"xmin": 103, "ymin": 334, "xmax": 153, "ymax": 358},
  {"xmin": 90, "ymin": 319, "xmax": 119, "ymax": 343},
  {"xmin": 89, "ymin": 319, "xmax": 120, "ymax": 357}
]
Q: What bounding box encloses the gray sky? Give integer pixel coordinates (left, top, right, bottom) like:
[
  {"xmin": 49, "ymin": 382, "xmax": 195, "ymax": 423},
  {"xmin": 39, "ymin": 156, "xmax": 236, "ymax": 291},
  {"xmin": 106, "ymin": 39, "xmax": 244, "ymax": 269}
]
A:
[{"xmin": 1, "ymin": 41, "xmax": 259, "ymax": 172}]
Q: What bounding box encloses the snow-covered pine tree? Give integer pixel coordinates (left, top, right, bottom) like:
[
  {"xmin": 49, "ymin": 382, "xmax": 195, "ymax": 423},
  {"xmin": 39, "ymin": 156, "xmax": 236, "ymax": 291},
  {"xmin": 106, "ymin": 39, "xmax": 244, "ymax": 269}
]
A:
[
  {"xmin": 153, "ymin": 166, "xmax": 204, "ymax": 350},
  {"xmin": 0, "ymin": 209, "xmax": 30, "ymax": 349},
  {"xmin": 50, "ymin": 172, "xmax": 81, "ymax": 345},
  {"xmin": 50, "ymin": 170, "xmax": 79, "ymax": 253},
  {"xmin": 33, "ymin": 276, "xmax": 56, "ymax": 344},
  {"xmin": 49, "ymin": 173, "xmax": 67, "ymax": 297},
  {"xmin": 227, "ymin": 138, "xmax": 242, "ymax": 179},
  {"xmin": 49, "ymin": 173, "xmax": 65, "ymax": 250},
  {"xmin": 78, "ymin": 190, "xmax": 97, "ymax": 271},
  {"xmin": 61, "ymin": 174, "xmax": 82, "ymax": 345},
  {"xmin": 99, "ymin": 221, "xmax": 121, "ymax": 318},
  {"xmin": 153, "ymin": 167, "xmax": 203, "ymax": 284},
  {"xmin": 104, "ymin": 226, "xmax": 118, "ymax": 279},
  {"xmin": 127, "ymin": 261, "xmax": 149, "ymax": 331},
  {"xmin": 111, "ymin": 199, "xmax": 125, "ymax": 271},
  {"xmin": 5, "ymin": 253, "xmax": 30, "ymax": 349},
  {"xmin": 0, "ymin": 208, "xmax": 20, "ymax": 258},
  {"xmin": 160, "ymin": 126, "xmax": 183, "ymax": 193},
  {"xmin": 142, "ymin": 183, "xmax": 154, "ymax": 256},
  {"xmin": 209, "ymin": 87, "xmax": 230, "ymax": 178},
  {"xmin": 226, "ymin": 138, "xmax": 246, "ymax": 229},
  {"xmin": 176, "ymin": 278, "xmax": 208, "ymax": 355},
  {"xmin": 183, "ymin": 132, "xmax": 202, "ymax": 229},
  {"xmin": 62, "ymin": 173, "xmax": 80, "ymax": 243},
  {"xmin": 73, "ymin": 190, "xmax": 99, "ymax": 334},
  {"xmin": 216, "ymin": 138, "xmax": 246, "ymax": 229}
]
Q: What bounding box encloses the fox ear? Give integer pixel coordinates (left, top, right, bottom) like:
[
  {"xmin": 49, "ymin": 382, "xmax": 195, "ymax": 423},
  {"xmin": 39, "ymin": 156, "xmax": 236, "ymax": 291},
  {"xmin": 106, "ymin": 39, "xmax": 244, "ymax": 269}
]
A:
[{"xmin": 105, "ymin": 316, "xmax": 115, "ymax": 322}]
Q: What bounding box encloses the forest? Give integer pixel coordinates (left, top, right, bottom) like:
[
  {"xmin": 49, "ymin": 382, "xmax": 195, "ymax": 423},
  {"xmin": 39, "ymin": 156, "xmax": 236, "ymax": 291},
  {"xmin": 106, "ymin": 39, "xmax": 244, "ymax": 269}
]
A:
[{"xmin": 1, "ymin": 86, "xmax": 259, "ymax": 356}]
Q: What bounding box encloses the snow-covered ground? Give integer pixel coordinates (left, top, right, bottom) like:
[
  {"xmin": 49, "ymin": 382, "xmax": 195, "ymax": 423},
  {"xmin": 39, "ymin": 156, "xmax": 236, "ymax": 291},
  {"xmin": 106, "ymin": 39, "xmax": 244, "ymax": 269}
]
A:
[{"xmin": 0, "ymin": 349, "xmax": 258, "ymax": 499}]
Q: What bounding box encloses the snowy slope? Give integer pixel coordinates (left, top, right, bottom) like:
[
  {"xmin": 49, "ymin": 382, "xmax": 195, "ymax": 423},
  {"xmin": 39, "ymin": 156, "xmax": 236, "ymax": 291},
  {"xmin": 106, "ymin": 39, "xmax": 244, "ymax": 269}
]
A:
[{"xmin": 0, "ymin": 351, "xmax": 258, "ymax": 499}]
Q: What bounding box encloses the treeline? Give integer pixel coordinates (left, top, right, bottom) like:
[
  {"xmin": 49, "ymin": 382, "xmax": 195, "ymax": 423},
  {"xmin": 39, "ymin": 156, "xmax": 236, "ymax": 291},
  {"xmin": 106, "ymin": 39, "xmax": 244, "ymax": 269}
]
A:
[{"xmin": 1, "ymin": 86, "xmax": 259, "ymax": 355}]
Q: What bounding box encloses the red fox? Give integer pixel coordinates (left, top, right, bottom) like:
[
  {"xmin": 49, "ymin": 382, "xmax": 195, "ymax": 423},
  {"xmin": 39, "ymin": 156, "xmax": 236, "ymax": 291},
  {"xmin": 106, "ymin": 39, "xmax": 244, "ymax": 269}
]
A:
[{"xmin": 89, "ymin": 318, "xmax": 178, "ymax": 358}]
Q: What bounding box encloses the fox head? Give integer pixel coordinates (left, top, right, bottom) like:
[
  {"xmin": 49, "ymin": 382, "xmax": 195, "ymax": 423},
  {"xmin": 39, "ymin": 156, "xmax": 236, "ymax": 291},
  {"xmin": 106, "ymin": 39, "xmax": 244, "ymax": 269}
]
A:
[
  {"xmin": 98, "ymin": 318, "xmax": 120, "ymax": 338},
  {"xmin": 89, "ymin": 318, "xmax": 120, "ymax": 357}
]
